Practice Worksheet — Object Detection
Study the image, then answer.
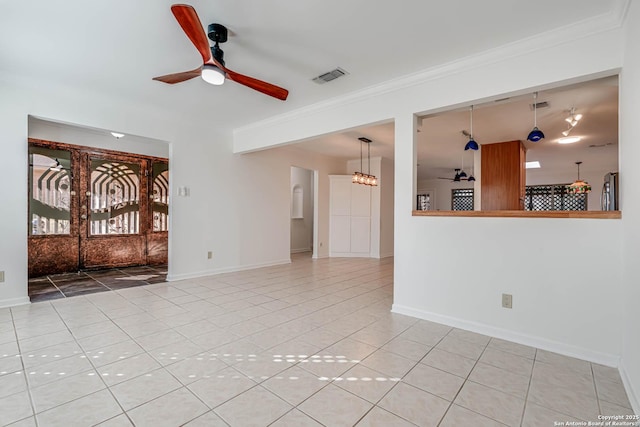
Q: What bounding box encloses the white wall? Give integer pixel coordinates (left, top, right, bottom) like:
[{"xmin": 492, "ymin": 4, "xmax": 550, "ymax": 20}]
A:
[
  {"xmin": 380, "ymin": 157, "xmax": 395, "ymax": 257},
  {"xmin": 620, "ymin": 0, "xmax": 640, "ymax": 414},
  {"xmin": 0, "ymin": 75, "xmax": 344, "ymax": 308},
  {"xmin": 232, "ymin": 18, "xmax": 628, "ymax": 369},
  {"xmin": 290, "ymin": 166, "xmax": 314, "ymax": 253},
  {"xmin": 28, "ymin": 117, "xmax": 169, "ymax": 159}
]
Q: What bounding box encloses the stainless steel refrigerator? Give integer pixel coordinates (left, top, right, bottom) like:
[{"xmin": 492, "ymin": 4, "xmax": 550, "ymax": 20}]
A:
[{"xmin": 601, "ymin": 172, "xmax": 619, "ymax": 210}]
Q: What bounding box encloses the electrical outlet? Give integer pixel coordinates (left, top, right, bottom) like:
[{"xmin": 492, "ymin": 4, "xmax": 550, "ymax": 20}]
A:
[
  {"xmin": 0, "ymin": 271, "xmax": 4, "ymax": 283},
  {"xmin": 502, "ymin": 293, "xmax": 513, "ymax": 309},
  {"xmin": 207, "ymin": 251, "xmax": 213, "ymax": 259}
]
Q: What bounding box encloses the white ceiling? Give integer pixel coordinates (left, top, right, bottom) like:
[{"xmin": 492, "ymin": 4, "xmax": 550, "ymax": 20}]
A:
[{"xmin": 0, "ymin": 0, "xmax": 622, "ymax": 133}]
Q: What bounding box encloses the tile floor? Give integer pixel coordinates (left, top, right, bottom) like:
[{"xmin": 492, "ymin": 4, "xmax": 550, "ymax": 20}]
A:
[
  {"xmin": 28, "ymin": 265, "xmax": 168, "ymax": 303},
  {"xmin": 2, "ymin": 254, "xmax": 636, "ymax": 426}
]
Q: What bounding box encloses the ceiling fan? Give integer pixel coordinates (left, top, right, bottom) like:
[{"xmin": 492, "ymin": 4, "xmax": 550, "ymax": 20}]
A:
[
  {"xmin": 153, "ymin": 4, "xmax": 289, "ymax": 100},
  {"xmin": 438, "ymin": 168, "xmax": 475, "ymax": 182}
]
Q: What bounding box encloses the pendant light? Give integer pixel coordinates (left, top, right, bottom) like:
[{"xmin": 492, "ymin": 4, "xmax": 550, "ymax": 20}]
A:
[
  {"xmin": 351, "ymin": 137, "xmax": 378, "ymax": 186},
  {"xmin": 527, "ymin": 92, "xmax": 545, "ymax": 142},
  {"xmin": 458, "ymin": 152, "xmax": 467, "ymax": 178},
  {"xmin": 467, "ymin": 151, "xmax": 476, "ymax": 182},
  {"xmin": 464, "ymin": 105, "xmax": 479, "ymax": 151},
  {"xmin": 567, "ymin": 161, "xmax": 591, "ymax": 194}
]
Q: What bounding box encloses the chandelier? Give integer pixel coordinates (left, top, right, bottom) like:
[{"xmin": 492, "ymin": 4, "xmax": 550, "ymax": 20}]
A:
[
  {"xmin": 567, "ymin": 161, "xmax": 591, "ymax": 194},
  {"xmin": 352, "ymin": 137, "xmax": 378, "ymax": 186}
]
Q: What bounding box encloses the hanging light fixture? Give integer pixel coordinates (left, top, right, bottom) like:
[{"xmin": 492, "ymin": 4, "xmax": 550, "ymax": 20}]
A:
[
  {"xmin": 464, "ymin": 105, "xmax": 479, "ymax": 151},
  {"xmin": 467, "ymin": 151, "xmax": 476, "ymax": 181},
  {"xmin": 567, "ymin": 161, "xmax": 591, "ymax": 194},
  {"xmin": 527, "ymin": 92, "xmax": 545, "ymax": 142},
  {"xmin": 352, "ymin": 137, "xmax": 378, "ymax": 186},
  {"xmin": 561, "ymin": 107, "xmax": 583, "ymax": 138}
]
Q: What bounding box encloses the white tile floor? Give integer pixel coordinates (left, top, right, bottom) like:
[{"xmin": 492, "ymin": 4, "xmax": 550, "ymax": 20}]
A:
[{"xmin": 0, "ymin": 254, "xmax": 636, "ymax": 426}]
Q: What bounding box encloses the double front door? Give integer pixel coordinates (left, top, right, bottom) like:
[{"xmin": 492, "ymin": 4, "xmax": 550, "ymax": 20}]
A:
[{"xmin": 28, "ymin": 140, "xmax": 169, "ymax": 277}]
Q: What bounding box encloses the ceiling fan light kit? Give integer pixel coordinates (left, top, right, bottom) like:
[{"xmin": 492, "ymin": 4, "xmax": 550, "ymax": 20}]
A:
[
  {"xmin": 201, "ymin": 64, "xmax": 225, "ymax": 85},
  {"xmin": 152, "ymin": 4, "xmax": 289, "ymax": 100}
]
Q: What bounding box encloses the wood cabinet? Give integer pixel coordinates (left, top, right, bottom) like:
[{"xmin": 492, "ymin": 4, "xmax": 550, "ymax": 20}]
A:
[{"xmin": 481, "ymin": 140, "xmax": 526, "ymax": 210}]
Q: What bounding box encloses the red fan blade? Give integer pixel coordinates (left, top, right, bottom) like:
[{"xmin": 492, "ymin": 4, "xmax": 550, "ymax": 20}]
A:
[
  {"xmin": 152, "ymin": 67, "xmax": 202, "ymax": 84},
  {"xmin": 224, "ymin": 67, "xmax": 289, "ymax": 101},
  {"xmin": 171, "ymin": 4, "xmax": 212, "ymax": 64}
]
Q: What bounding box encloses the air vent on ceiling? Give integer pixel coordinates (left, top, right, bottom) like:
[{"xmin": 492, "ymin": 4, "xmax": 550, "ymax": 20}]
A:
[
  {"xmin": 530, "ymin": 101, "xmax": 549, "ymax": 110},
  {"xmin": 312, "ymin": 67, "xmax": 349, "ymax": 84}
]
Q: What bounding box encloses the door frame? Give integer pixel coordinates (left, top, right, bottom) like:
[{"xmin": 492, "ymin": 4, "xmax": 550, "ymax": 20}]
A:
[{"xmin": 27, "ymin": 138, "xmax": 169, "ymax": 277}]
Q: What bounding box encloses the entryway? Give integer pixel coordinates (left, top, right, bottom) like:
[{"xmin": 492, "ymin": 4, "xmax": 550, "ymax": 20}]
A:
[
  {"xmin": 290, "ymin": 166, "xmax": 316, "ymax": 258},
  {"xmin": 28, "ymin": 139, "xmax": 169, "ymax": 278}
]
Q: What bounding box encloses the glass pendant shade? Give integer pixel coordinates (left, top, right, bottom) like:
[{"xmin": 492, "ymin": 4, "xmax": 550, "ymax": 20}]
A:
[
  {"xmin": 459, "ymin": 170, "xmax": 467, "ymax": 178},
  {"xmin": 464, "ymin": 139, "xmax": 479, "ymax": 151},
  {"xmin": 527, "ymin": 127, "xmax": 545, "ymax": 142},
  {"xmin": 568, "ymin": 180, "xmax": 591, "ymax": 194},
  {"xmin": 468, "ymin": 175, "xmax": 476, "ymax": 182}
]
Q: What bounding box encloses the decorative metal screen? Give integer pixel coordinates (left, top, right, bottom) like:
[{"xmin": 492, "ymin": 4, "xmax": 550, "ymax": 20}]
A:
[
  {"xmin": 29, "ymin": 147, "xmax": 72, "ymax": 235},
  {"xmin": 90, "ymin": 159, "xmax": 141, "ymax": 235},
  {"xmin": 451, "ymin": 188, "xmax": 474, "ymax": 211},
  {"xmin": 525, "ymin": 184, "xmax": 587, "ymax": 211},
  {"xmin": 152, "ymin": 162, "xmax": 169, "ymax": 232}
]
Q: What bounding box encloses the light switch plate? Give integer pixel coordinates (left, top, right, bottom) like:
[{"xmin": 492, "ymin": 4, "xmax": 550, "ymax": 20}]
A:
[{"xmin": 502, "ymin": 293, "xmax": 513, "ymax": 309}]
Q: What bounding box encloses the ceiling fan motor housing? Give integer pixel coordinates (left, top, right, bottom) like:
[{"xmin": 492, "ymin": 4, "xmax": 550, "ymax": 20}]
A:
[{"xmin": 208, "ymin": 23, "xmax": 228, "ymax": 43}]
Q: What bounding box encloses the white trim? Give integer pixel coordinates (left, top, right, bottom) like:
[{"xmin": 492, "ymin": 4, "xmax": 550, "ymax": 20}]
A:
[
  {"xmin": 329, "ymin": 252, "xmax": 371, "ymax": 258},
  {"xmin": 391, "ymin": 303, "xmax": 620, "ymax": 368},
  {"xmin": 619, "ymin": 360, "xmax": 640, "ymax": 415},
  {"xmin": 290, "ymin": 248, "xmax": 312, "ymax": 254},
  {"xmin": 166, "ymin": 259, "xmax": 291, "ymax": 282},
  {"xmin": 378, "ymin": 251, "xmax": 394, "ymax": 259},
  {"xmin": 0, "ymin": 297, "xmax": 31, "ymax": 309}
]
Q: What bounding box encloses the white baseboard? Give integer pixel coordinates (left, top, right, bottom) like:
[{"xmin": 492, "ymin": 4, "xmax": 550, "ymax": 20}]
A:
[
  {"xmin": 290, "ymin": 248, "xmax": 312, "ymax": 254},
  {"xmin": 619, "ymin": 360, "xmax": 640, "ymax": 415},
  {"xmin": 329, "ymin": 252, "xmax": 371, "ymax": 258},
  {"xmin": 166, "ymin": 258, "xmax": 291, "ymax": 282},
  {"xmin": 379, "ymin": 251, "xmax": 394, "ymax": 258},
  {"xmin": 0, "ymin": 296, "xmax": 31, "ymax": 309},
  {"xmin": 392, "ymin": 303, "xmax": 620, "ymax": 368}
]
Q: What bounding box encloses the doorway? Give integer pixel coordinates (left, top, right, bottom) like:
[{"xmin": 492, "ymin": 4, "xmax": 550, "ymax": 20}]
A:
[
  {"xmin": 290, "ymin": 166, "xmax": 316, "ymax": 258},
  {"xmin": 28, "ymin": 139, "xmax": 169, "ymax": 277}
]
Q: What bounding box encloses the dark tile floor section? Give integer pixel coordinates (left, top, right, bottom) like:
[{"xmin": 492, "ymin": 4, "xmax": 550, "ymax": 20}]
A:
[{"xmin": 28, "ymin": 265, "xmax": 168, "ymax": 302}]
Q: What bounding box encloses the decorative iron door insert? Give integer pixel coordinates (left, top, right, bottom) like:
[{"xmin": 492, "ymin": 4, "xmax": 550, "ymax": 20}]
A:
[{"xmin": 80, "ymin": 154, "xmax": 148, "ymax": 269}]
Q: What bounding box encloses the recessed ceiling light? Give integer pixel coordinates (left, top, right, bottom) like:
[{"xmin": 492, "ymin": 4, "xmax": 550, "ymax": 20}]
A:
[
  {"xmin": 111, "ymin": 132, "xmax": 125, "ymax": 139},
  {"xmin": 525, "ymin": 161, "xmax": 541, "ymax": 169},
  {"xmin": 558, "ymin": 136, "xmax": 581, "ymax": 144}
]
